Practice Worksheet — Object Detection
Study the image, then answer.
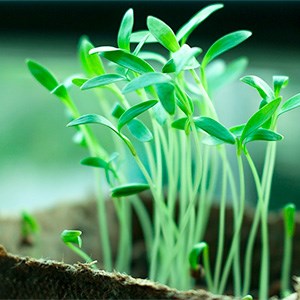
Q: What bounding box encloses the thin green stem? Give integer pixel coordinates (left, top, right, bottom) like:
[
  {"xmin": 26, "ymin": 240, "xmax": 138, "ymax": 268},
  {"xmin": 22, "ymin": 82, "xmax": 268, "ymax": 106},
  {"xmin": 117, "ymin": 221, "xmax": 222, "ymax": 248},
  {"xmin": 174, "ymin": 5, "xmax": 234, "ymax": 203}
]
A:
[{"xmin": 281, "ymin": 233, "xmax": 293, "ymax": 297}]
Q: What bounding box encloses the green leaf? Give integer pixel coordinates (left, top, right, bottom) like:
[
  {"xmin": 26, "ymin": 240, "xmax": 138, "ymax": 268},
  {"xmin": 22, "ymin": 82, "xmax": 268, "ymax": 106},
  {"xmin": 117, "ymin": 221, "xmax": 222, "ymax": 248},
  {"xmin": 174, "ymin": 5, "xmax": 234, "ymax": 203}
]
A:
[
  {"xmin": 51, "ymin": 84, "xmax": 69, "ymax": 100},
  {"xmin": 21, "ymin": 212, "xmax": 39, "ymax": 235},
  {"xmin": 171, "ymin": 117, "xmax": 188, "ymax": 130},
  {"xmin": 26, "ymin": 59, "xmax": 59, "ymax": 91},
  {"xmin": 138, "ymin": 51, "xmax": 167, "ymax": 65},
  {"xmin": 241, "ymin": 75, "xmax": 274, "ymax": 100},
  {"xmin": 67, "ymin": 114, "xmax": 136, "ymax": 156},
  {"xmin": 283, "ymin": 203, "xmax": 296, "ymax": 237},
  {"xmin": 273, "ymin": 75, "xmax": 289, "ymax": 97},
  {"xmin": 118, "ymin": 100, "xmax": 158, "ymax": 131},
  {"xmin": 111, "ymin": 183, "xmax": 150, "ymax": 197},
  {"xmin": 244, "ymin": 128, "xmax": 283, "ymax": 145},
  {"xmin": 112, "ymin": 103, "xmax": 126, "ymax": 119},
  {"xmin": 130, "ymin": 31, "xmax": 157, "ymax": 43},
  {"xmin": 176, "ymin": 3, "xmax": 224, "ymax": 44},
  {"xmin": 194, "ymin": 117, "xmax": 236, "ymax": 144},
  {"xmin": 118, "ymin": 8, "xmax": 134, "ymax": 52},
  {"xmin": 202, "ymin": 30, "xmax": 252, "ymax": 69},
  {"xmin": 241, "ymin": 97, "xmax": 281, "ymax": 141},
  {"xmin": 189, "ymin": 242, "xmax": 209, "ymax": 270},
  {"xmin": 229, "ymin": 124, "xmax": 246, "ymax": 138},
  {"xmin": 278, "ymin": 93, "xmax": 300, "ymax": 116},
  {"xmin": 242, "ymin": 296, "xmax": 253, "ymax": 300},
  {"xmin": 61, "ymin": 230, "xmax": 82, "ymax": 248},
  {"xmin": 81, "ymin": 74, "xmax": 127, "ymax": 90},
  {"xmin": 147, "ymin": 16, "xmax": 180, "ymax": 53},
  {"xmin": 81, "ymin": 156, "xmax": 109, "ymax": 169},
  {"xmin": 153, "ymin": 101, "xmax": 167, "ymax": 125},
  {"xmin": 162, "ymin": 44, "xmax": 201, "ymax": 74},
  {"xmin": 78, "ymin": 36, "xmax": 105, "ymax": 76},
  {"xmin": 90, "ymin": 47, "xmax": 155, "ymax": 74},
  {"xmin": 122, "ymin": 72, "xmax": 171, "ymax": 94},
  {"xmin": 72, "ymin": 78, "xmax": 88, "ymax": 87},
  {"xmin": 132, "ymin": 33, "xmax": 151, "ymax": 56},
  {"xmin": 127, "ymin": 119, "xmax": 153, "ymax": 142},
  {"xmin": 156, "ymin": 82, "xmax": 175, "ymax": 115}
]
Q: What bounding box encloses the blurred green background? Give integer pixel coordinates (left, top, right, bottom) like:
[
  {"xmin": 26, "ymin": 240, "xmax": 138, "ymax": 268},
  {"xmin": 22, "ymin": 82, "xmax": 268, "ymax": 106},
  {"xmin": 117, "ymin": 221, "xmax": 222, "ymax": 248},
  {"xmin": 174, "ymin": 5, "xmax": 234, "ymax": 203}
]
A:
[{"xmin": 1, "ymin": 0, "xmax": 300, "ymax": 214}]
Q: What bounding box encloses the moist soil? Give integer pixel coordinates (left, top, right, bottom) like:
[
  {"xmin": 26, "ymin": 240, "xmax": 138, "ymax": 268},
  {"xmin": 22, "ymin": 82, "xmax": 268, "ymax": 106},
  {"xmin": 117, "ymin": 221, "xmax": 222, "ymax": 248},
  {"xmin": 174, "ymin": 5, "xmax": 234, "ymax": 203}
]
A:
[{"xmin": 0, "ymin": 196, "xmax": 300, "ymax": 299}]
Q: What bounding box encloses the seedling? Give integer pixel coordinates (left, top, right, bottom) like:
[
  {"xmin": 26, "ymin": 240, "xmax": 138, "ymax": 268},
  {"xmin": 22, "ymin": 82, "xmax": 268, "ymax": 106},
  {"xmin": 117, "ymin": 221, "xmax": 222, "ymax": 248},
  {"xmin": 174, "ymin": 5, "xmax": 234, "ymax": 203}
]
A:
[
  {"xmin": 60, "ymin": 230, "xmax": 97, "ymax": 270},
  {"xmin": 20, "ymin": 211, "xmax": 39, "ymax": 246},
  {"xmin": 27, "ymin": 3, "xmax": 299, "ymax": 298}
]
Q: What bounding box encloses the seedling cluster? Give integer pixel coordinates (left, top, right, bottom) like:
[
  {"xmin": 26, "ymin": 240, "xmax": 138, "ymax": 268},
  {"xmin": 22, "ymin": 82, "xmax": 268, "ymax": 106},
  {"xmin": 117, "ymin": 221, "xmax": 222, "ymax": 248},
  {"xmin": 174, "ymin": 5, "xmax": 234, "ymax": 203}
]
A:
[{"xmin": 27, "ymin": 3, "xmax": 299, "ymax": 298}]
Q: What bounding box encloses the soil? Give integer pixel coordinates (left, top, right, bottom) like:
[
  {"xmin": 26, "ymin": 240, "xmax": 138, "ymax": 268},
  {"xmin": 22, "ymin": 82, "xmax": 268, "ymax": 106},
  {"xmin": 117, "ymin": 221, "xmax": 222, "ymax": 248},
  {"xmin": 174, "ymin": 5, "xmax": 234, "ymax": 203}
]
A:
[{"xmin": 0, "ymin": 196, "xmax": 300, "ymax": 299}]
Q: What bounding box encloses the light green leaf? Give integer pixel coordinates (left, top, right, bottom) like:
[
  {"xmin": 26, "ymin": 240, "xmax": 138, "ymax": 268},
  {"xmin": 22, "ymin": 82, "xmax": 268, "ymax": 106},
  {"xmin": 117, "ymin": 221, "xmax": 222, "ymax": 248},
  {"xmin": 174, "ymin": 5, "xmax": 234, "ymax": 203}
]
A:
[
  {"xmin": 78, "ymin": 36, "xmax": 105, "ymax": 76},
  {"xmin": 202, "ymin": 30, "xmax": 252, "ymax": 69},
  {"xmin": 241, "ymin": 75, "xmax": 274, "ymax": 100},
  {"xmin": 26, "ymin": 59, "xmax": 59, "ymax": 91},
  {"xmin": 244, "ymin": 128, "xmax": 283, "ymax": 145},
  {"xmin": 51, "ymin": 84, "xmax": 69, "ymax": 100},
  {"xmin": 132, "ymin": 33, "xmax": 151, "ymax": 56},
  {"xmin": 278, "ymin": 93, "xmax": 300, "ymax": 116},
  {"xmin": 81, "ymin": 74, "xmax": 127, "ymax": 90},
  {"xmin": 189, "ymin": 242, "xmax": 209, "ymax": 270},
  {"xmin": 72, "ymin": 78, "xmax": 88, "ymax": 87},
  {"xmin": 194, "ymin": 116, "xmax": 236, "ymax": 144},
  {"xmin": 118, "ymin": 8, "xmax": 134, "ymax": 52},
  {"xmin": 162, "ymin": 44, "xmax": 201, "ymax": 74},
  {"xmin": 156, "ymin": 82, "xmax": 175, "ymax": 115},
  {"xmin": 111, "ymin": 183, "xmax": 150, "ymax": 197},
  {"xmin": 81, "ymin": 156, "xmax": 109, "ymax": 169},
  {"xmin": 122, "ymin": 72, "xmax": 171, "ymax": 94},
  {"xmin": 229, "ymin": 124, "xmax": 246, "ymax": 138},
  {"xmin": 118, "ymin": 100, "xmax": 158, "ymax": 131},
  {"xmin": 273, "ymin": 75, "xmax": 289, "ymax": 97},
  {"xmin": 147, "ymin": 16, "xmax": 180, "ymax": 52},
  {"xmin": 241, "ymin": 97, "xmax": 281, "ymax": 141},
  {"xmin": 171, "ymin": 117, "xmax": 188, "ymax": 130},
  {"xmin": 90, "ymin": 47, "xmax": 155, "ymax": 74},
  {"xmin": 138, "ymin": 51, "xmax": 167, "ymax": 65},
  {"xmin": 283, "ymin": 203, "xmax": 296, "ymax": 237},
  {"xmin": 130, "ymin": 31, "xmax": 157, "ymax": 43},
  {"xmin": 176, "ymin": 3, "xmax": 224, "ymax": 44},
  {"xmin": 67, "ymin": 114, "xmax": 136, "ymax": 156},
  {"xmin": 153, "ymin": 101, "xmax": 167, "ymax": 125},
  {"xmin": 61, "ymin": 230, "xmax": 82, "ymax": 248},
  {"xmin": 127, "ymin": 119, "xmax": 153, "ymax": 142},
  {"xmin": 21, "ymin": 212, "xmax": 40, "ymax": 235}
]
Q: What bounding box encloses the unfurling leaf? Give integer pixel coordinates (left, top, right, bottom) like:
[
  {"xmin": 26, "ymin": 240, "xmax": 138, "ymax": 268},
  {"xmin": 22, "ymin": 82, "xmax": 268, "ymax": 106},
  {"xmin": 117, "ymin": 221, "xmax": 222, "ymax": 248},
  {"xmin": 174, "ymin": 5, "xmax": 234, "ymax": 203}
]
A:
[
  {"xmin": 61, "ymin": 230, "xmax": 82, "ymax": 248},
  {"xmin": 273, "ymin": 75, "xmax": 289, "ymax": 97},
  {"xmin": 111, "ymin": 183, "xmax": 150, "ymax": 197},
  {"xmin": 283, "ymin": 203, "xmax": 296, "ymax": 238},
  {"xmin": 189, "ymin": 242, "xmax": 209, "ymax": 270}
]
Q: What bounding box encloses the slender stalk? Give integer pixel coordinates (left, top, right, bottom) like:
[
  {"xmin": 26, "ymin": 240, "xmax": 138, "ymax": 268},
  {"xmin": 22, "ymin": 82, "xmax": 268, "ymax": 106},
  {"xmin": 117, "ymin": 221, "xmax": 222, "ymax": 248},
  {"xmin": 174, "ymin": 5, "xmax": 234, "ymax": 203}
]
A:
[{"xmin": 281, "ymin": 230, "xmax": 293, "ymax": 297}]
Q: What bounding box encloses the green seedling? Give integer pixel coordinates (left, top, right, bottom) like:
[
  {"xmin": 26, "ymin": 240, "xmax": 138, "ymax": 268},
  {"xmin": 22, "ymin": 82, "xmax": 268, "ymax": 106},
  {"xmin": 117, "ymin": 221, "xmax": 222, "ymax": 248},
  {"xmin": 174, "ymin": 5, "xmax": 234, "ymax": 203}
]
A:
[
  {"xmin": 281, "ymin": 203, "xmax": 296, "ymax": 298},
  {"xmin": 28, "ymin": 3, "xmax": 299, "ymax": 298},
  {"xmin": 20, "ymin": 211, "xmax": 39, "ymax": 246},
  {"xmin": 60, "ymin": 230, "xmax": 97, "ymax": 270}
]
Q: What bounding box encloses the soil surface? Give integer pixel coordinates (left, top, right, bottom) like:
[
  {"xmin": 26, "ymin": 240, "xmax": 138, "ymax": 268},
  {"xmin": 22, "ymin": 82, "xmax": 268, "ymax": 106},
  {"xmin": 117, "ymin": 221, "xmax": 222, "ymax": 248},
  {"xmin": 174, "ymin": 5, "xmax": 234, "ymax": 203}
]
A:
[{"xmin": 1, "ymin": 197, "xmax": 300, "ymax": 298}]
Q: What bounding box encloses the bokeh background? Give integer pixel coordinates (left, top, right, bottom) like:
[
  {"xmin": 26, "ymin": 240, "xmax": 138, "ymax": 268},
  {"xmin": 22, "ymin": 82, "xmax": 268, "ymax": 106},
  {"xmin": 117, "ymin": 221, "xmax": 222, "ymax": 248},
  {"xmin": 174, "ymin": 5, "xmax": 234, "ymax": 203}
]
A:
[{"xmin": 1, "ymin": 0, "xmax": 300, "ymax": 215}]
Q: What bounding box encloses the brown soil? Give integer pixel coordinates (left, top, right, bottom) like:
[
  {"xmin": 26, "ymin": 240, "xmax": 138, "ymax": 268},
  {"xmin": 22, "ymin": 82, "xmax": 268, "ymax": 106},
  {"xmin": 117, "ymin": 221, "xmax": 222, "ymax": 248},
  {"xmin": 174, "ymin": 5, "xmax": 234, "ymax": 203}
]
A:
[{"xmin": 1, "ymin": 197, "xmax": 300, "ymax": 299}]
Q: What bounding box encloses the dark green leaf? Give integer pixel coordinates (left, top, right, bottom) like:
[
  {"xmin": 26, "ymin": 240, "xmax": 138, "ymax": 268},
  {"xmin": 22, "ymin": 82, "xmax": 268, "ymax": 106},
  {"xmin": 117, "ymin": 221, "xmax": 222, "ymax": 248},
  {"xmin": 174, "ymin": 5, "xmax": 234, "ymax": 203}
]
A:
[
  {"xmin": 189, "ymin": 242, "xmax": 209, "ymax": 270},
  {"xmin": 112, "ymin": 103, "xmax": 126, "ymax": 119},
  {"xmin": 26, "ymin": 59, "xmax": 59, "ymax": 91},
  {"xmin": 90, "ymin": 46, "xmax": 155, "ymax": 74},
  {"xmin": 241, "ymin": 75, "xmax": 274, "ymax": 100},
  {"xmin": 111, "ymin": 183, "xmax": 150, "ymax": 197},
  {"xmin": 244, "ymin": 128, "xmax": 283, "ymax": 145},
  {"xmin": 273, "ymin": 75, "xmax": 289, "ymax": 97},
  {"xmin": 81, "ymin": 74, "xmax": 127, "ymax": 90},
  {"xmin": 156, "ymin": 82, "xmax": 175, "ymax": 115},
  {"xmin": 162, "ymin": 44, "xmax": 201, "ymax": 74},
  {"xmin": 61, "ymin": 230, "xmax": 82, "ymax": 248},
  {"xmin": 127, "ymin": 119, "xmax": 153, "ymax": 142},
  {"xmin": 176, "ymin": 3, "xmax": 224, "ymax": 44},
  {"xmin": 283, "ymin": 203, "xmax": 296, "ymax": 237},
  {"xmin": 278, "ymin": 93, "xmax": 300, "ymax": 116},
  {"xmin": 117, "ymin": 8, "xmax": 134, "ymax": 52},
  {"xmin": 147, "ymin": 16, "xmax": 180, "ymax": 53},
  {"xmin": 122, "ymin": 72, "xmax": 171, "ymax": 94},
  {"xmin": 78, "ymin": 36, "xmax": 105, "ymax": 76},
  {"xmin": 202, "ymin": 30, "xmax": 252, "ymax": 69},
  {"xmin": 130, "ymin": 31, "xmax": 157, "ymax": 43},
  {"xmin": 194, "ymin": 116, "xmax": 236, "ymax": 144},
  {"xmin": 241, "ymin": 97, "xmax": 281, "ymax": 141},
  {"xmin": 72, "ymin": 78, "xmax": 88, "ymax": 87},
  {"xmin": 81, "ymin": 157, "xmax": 109, "ymax": 169},
  {"xmin": 118, "ymin": 100, "xmax": 158, "ymax": 130},
  {"xmin": 171, "ymin": 117, "xmax": 188, "ymax": 130},
  {"xmin": 51, "ymin": 84, "xmax": 69, "ymax": 100}
]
